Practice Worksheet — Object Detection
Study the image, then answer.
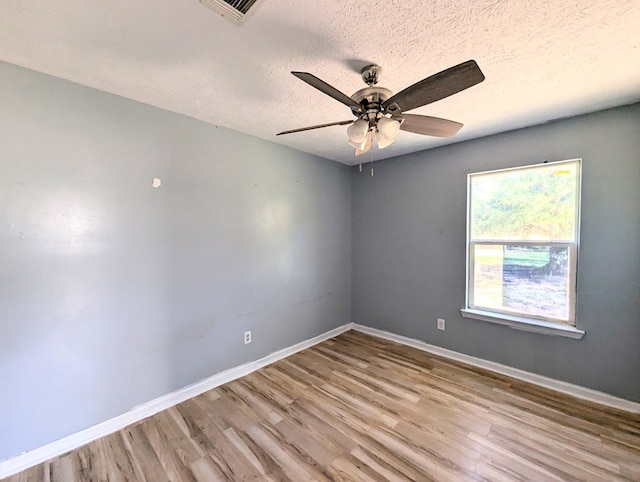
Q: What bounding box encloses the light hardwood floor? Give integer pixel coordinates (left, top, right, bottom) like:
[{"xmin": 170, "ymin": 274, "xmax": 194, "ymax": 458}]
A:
[{"xmin": 4, "ymin": 330, "xmax": 640, "ymax": 481}]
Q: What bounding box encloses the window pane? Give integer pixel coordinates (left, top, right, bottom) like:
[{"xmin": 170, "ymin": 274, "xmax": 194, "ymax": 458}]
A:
[
  {"xmin": 471, "ymin": 162, "xmax": 577, "ymax": 241},
  {"xmin": 472, "ymin": 244, "xmax": 571, "ymax": 321}
]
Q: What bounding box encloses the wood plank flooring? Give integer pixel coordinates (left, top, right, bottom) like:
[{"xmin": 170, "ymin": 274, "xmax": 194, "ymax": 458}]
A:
[{"xmin": 4, "ymin": 330, "xmax": 640, "ymax": 481}]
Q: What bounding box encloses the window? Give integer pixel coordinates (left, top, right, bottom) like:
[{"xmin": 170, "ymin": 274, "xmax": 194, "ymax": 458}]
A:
[{"xmin": 463, "ymin": 159, "xmax": 582, "ymax": 337}]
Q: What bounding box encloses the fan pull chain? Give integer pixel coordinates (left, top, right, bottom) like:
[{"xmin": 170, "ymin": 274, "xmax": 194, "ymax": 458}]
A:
[
  {"xmin": 370, "ymin": 142, "xmax": 374, "ymax": 176},
  {"xmin": 358, "ymin": 164, "xmax": 362, "ymax": 173}
]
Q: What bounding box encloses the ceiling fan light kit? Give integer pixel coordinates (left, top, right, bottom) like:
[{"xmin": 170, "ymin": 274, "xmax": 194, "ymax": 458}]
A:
[{"xmin": 277, "ymin": 60, "xmax": 485, "ymax": 156}]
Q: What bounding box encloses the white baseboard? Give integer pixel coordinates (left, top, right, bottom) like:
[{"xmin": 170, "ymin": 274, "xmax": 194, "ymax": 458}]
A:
[
  {"xmin": 0, "ymin": 323, "xmax": 353, "ymax": 479},
  {"xmin": 351, "ymin": 323, "xmax": 640, "ymax": 414}
]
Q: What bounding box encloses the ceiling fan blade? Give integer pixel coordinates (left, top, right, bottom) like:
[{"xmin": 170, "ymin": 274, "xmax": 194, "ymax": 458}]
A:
[
  {"xmin": 396, "ymin": 114, "xmax": 463, "ymax": 138},
  {"xmin": 382, "ymin": 60, "xmax": 485, "ymax": 114},
  {"xmin": 277, "ymin": 120, "xmax": 353, "ymax": 136},
  {"xmin": 292, "ymin": 72, "xmax": 361, "ymax": 111}
]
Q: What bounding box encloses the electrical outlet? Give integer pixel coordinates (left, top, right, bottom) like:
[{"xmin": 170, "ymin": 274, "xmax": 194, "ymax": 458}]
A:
[
  {"xmin": 437, "ymin": 318, "xmax": 445, "ymax": 331},
  {"xmin": 244, "ymin": 331, "xmax": 252, "ymax": 344}
]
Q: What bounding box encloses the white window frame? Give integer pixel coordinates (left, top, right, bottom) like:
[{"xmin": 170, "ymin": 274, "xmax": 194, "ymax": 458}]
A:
[{"xmin": 461, "ymin": 159, "xmax": 585, "ymax": 339}]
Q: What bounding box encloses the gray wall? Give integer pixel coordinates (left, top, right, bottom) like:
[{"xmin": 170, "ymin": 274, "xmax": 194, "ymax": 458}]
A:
[
  {"xmin": 352, "ymin": 103, "xmax": 640, "ymax": 402},
  {"xmin": 0, "ymin": 62, "xmax": 351, "ymax": 461},
  {"xmin": 2, "ymin": 58, "xmax": 638, "ymax": 463}
]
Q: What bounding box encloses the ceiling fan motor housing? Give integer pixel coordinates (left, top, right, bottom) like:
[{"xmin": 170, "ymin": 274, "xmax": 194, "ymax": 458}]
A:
[{"xmin": 350, "ymin": 87, "xmax": 393, "ymax": 117}]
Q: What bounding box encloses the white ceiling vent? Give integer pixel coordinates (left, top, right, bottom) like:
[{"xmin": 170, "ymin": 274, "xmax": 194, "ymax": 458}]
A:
[{"xmin": 200, "ymin": 0, "xmax": 265, "ymax": 25}]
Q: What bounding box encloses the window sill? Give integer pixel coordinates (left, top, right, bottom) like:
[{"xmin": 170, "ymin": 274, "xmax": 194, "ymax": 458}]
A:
[{"xmin": 460, "ymin": 309, "xmax": 585, "ymax": 339}]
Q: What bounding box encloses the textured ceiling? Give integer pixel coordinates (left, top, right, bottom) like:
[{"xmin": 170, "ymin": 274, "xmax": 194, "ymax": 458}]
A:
[{"xmin": 1, "ymin": 0, "xmax": 639, "ymax": 165}]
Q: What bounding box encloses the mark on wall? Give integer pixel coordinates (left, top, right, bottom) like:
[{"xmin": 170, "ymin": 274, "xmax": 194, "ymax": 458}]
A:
[{"xmin": 152, "ymin": 178, "xmax": 162, "ymax": 188}]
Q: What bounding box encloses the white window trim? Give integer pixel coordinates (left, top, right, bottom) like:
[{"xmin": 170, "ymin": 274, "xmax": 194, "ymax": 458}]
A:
[
  {"xmin": 464, "ymin": 159, "xmax": 583, "ymax": 338},
  {"xmin": 460, "ymin": 308, "xmax": 585, "ymax": 339}
]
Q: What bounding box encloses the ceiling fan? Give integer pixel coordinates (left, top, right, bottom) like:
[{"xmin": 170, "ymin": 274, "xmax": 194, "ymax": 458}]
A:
[{"xmin": 277, "ymin": 60, "xmax": 485, "ymax": 156}]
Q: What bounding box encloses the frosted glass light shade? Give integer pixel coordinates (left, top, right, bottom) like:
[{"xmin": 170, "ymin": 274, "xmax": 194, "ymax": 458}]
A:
[
  {"xmin": 375, "ymin": 117, "xmax": 401, "ymax": 149},
  {"xmin": 377, "ymin": 117, "xmax": 401, "ymax": 139},
  {"xmin": 348, "ymin": 138, "xmax": 366, "ymax": 149},
  {"xmin": 349, "ymin": 130, "xmax": 369, "ymax": 149},
  {"xmin": 347, "ymin": 119, "xmax": 369, "ymax": 143}
]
